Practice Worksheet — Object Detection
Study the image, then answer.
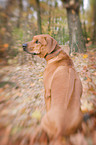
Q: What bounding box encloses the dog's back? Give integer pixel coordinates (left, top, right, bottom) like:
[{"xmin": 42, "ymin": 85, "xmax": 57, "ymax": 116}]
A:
[{"xmin": 42, "ymin": 50, "xmax": 83, "ymax": 138}]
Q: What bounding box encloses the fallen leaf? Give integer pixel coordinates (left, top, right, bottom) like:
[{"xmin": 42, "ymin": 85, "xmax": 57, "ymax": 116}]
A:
[
  {"xmin": 81, "ymin": 100, "xmax": 93, "ymax": 113},
  {"xmin": 1, "ymin": 125, "xmax": 12, "ymax": 145},
  {"xmin": 3, "ymin": 43, "xmax": 9, "ymax": 48},
  {"xmin": 92, "ymin": 72, "xmax": 96, "ymax": 76},
  {"xmin": 83, "ymin": 54, "xmax": 88, "ymax": 59},
  {"xmin": 87, "ymin": 77, "xmax": 92, "ymax": 82},
  {"xmin": 39, "ymin": 78, "xmax": 43, "ymax": 82},
  {"xmin": 20, "ymin": 107, "xmax": 26, "ymax": 114},
  {"xmin": 32, "ymin": 110, "xmax": 41, "ymax": 121},
  {"xmin": 92, "ymin": 131, "xmax": 96, "ymax": 145},
  {"xmin": 11, "ymin": 127, "xmax": 21, "ymax": 135},
  {"xmin": 1, "ymin": 109, "xmax": 9, "ymax": 115},
  {"xmin": 0, "ymin": 88, "xmax": 4, "ymax": 93},
  {"xmin": 83, "ymin": 66, "xmax": 87, "ymax": 70},
  {"xmin": 71, "ymin": 9, "xmax": 75, "ymax": 14},
  {"xmin": 30, "ymin": 83, "xmax": 35, "ymax": 87}
]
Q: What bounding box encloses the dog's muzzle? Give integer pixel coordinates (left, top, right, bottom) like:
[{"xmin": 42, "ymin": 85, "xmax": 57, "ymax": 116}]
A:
[
  {"xmin": 22, "ymin": 43, "xmax": 27, "ymax": 51},
  {"xmin": 22, "ymin": 43, "xmax": 40, "ymax": 55}
]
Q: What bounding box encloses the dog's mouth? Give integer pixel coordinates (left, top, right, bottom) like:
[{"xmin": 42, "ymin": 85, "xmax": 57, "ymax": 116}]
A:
[{"xmin": 24, "ymin": 49, "xmax": 40, "ymax": 55}]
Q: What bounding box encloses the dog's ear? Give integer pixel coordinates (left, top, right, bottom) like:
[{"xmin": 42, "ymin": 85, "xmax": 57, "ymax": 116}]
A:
[
  {"xmin": 46, "ymin": 36, "xmax": 57, "ymax": 53},
  {"xmin": 40, "ymin": 36, "xmax": 47, "ymax": 46}
]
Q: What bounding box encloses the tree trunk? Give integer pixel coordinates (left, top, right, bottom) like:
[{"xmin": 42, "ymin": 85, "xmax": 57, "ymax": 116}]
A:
[
  {"xmin": 0, "ymin": 0, "xmax": 14, "ymax": 59},
  {"xmin": 67, "ymin": 9, "xmax": 86, "ymax": 53},
  {"xmin": 82, "ymin": 1, "xmax": 87, "ymax": 43},
  {"xmin": 17, "ymin": 0, "xmax": 23, "ymax": 28},
  {"xmin": 92, "ymin": 1, "xmax": 96, "ymax": 44},
  {"xmin": 48, "ymin": 6, "xmax": 51, "ymax": 33},
  {"xmin": 62, "ymin": 0, "xmax": 86, "ymax": 53},
  {"xmin": 35, "ymin": 0, "xmax": 42, "ymax": 34}
]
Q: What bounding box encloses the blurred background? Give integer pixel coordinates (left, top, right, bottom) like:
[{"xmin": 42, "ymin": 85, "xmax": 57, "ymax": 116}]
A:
[
  {"xmin": 0, "ymin": 0, "xmax": 96, "ymax": 65},
  {"xmin": 0, "ymin": 1, "xmax": 96, "ymax": 145}
]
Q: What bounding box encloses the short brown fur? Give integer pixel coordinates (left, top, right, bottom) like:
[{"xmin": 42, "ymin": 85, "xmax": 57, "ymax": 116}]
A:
[{"xmin": 24, "ymin": 34, "xmax": 83, "ymax": 142}]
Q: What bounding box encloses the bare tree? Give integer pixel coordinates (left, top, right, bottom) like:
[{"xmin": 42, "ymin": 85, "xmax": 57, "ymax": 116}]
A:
[
  {"xmin": 35, "ymin": 0, "xmax": 42, "ymax": 34},
  {"xmin": 62, "ymin": 0, "xmax": 86, "ymax": 53},
  {"xmin": 17, "ymin": 0, "xmax": 23, "ymax": 28},
  {"xmin": 92, "ymin": 0, "xmax": 96, "ymax": 44}
]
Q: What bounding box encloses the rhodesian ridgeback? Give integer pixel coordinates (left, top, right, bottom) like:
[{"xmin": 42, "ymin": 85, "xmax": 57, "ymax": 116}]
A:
[{"xmin": 22, "ymin": 34, "xmax": 83, "ymax": 144}]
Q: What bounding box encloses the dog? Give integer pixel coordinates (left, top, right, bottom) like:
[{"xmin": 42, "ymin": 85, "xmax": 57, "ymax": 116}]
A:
[{"xmin": 22, "ymin": 34, "xmax": 83, "ymax": 143}]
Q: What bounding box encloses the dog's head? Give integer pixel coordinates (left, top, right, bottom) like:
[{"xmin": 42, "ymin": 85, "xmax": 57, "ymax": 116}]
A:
[{"xmin": 22, "ymin": 34, "xmax": 58, "ymax": 58}]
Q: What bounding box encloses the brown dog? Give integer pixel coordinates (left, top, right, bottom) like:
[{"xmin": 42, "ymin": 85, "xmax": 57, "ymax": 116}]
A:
[{"xmin": 22, "ymin": 34, "xmax": 83, "ymax": 141}]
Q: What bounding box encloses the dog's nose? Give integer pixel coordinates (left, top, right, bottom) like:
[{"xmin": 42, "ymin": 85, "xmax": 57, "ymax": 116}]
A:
[{"xmin": 22, "ymin": 43, "xmax": 27, "ymax": 51}]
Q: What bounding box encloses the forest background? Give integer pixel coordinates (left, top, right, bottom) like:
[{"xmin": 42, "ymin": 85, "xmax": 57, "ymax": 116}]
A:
[
  {"xmin": 0, "ymin": 0, "xmax": 96, "ymax": 63},
  {"xmin": 0, "ymin": 0, "xmax": 96, "ymax": 145}
]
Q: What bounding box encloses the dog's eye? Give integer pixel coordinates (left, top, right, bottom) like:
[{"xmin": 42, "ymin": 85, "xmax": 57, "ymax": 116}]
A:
[{"xmin": 35, "ymin": 40, "xmax": 39, "ymax": 44}]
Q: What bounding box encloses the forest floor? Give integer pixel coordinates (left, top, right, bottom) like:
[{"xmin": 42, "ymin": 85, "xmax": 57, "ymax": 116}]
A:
[{"xmin": 0, "ymin": 45, "xmax": 96, "ymax": 145}]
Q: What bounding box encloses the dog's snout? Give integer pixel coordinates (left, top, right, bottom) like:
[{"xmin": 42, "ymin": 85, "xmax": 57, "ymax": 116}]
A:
[{"xmin": 22, "ymin": 43, "xmax": 27, "ymax": 51}]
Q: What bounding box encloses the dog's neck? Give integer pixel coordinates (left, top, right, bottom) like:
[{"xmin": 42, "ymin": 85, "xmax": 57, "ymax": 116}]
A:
[
  {"xmin": 44, "ymin": 45, "xmax": 62, "ymax": 61},
  {"xmin": 47, "ymin": 54, "xmax": 60, "ymax": 64}
]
